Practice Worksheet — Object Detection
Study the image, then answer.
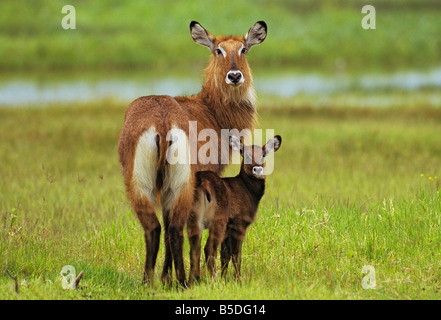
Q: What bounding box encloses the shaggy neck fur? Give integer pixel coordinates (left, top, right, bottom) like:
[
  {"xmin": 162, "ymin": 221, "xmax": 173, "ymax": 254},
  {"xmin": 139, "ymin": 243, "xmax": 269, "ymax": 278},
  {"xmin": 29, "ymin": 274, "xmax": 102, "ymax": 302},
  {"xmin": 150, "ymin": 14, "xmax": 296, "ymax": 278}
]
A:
[{"xmin": 197, "ymin": 56, "xmax": 257, "ymax": 132}]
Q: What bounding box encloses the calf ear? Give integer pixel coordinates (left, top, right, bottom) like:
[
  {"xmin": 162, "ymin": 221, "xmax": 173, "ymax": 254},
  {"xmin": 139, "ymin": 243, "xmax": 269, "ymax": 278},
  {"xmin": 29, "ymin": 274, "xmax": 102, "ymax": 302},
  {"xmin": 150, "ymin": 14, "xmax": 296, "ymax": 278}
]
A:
[
  {"xmin": 230, "ymin": 135, "xmax": 244, "ymax": 155},
  {"xmin": 245, "ymin": 21, "xmax": 267, "ymax": 51},
  {"xmin": 263, "ymin": 135, "xmax": 282, "ymax": 156},
  {"xmin": 190, "ymin": 21, "xmax": 215, "ymax": 52}
]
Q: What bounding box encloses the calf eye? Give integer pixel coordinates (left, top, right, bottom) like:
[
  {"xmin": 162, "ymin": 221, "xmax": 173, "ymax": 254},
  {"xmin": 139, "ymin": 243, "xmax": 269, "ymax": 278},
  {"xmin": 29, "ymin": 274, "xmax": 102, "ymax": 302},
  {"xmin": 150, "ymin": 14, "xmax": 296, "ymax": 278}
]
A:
[{"xmin": 205, "ymin": 191, "xmax": 211, "ymax": 203}]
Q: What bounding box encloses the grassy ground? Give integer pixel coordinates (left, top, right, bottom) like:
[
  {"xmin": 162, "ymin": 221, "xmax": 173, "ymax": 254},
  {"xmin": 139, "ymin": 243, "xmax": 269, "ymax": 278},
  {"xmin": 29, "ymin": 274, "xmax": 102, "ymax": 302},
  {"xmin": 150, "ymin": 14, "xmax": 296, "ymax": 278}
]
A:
[
  {"xmin": 1, "ymin": 0, "xmax": 440, "ymax": 73},
  {"xmin": 1, "ymin": 95, "xmax": 440, "ymax": 299}
]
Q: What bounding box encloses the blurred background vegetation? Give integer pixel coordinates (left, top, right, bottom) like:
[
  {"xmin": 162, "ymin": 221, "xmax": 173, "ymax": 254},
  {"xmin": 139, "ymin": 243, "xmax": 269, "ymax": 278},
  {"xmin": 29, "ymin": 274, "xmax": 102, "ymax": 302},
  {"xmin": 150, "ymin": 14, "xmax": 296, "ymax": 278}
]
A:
[
  {"xmin": 1, "ymin": 0, "xmax": 440, "ymax": 74},
  {"xmin": 1, "ymin": 0, "xmax": 441, "ymax": 300}
]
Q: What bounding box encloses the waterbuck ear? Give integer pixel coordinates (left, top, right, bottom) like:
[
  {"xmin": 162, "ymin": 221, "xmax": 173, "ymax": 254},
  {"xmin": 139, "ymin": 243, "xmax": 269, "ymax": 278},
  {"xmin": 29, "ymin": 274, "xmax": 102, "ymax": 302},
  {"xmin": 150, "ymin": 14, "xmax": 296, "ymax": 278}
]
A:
[
  {"xmin": 190, "ymin": 21, "xmax": 215, "ymax": 52},
  {"xmin": 230, "ymin": 135, "xmax": 244, "ymax": 155},
  {"xmin": 263, "ymin": 135, "xmax": 282, "ymax": 156},
  {"xmin": 245, "ymin": 21, "xmax": 267, "ymax": 51}
]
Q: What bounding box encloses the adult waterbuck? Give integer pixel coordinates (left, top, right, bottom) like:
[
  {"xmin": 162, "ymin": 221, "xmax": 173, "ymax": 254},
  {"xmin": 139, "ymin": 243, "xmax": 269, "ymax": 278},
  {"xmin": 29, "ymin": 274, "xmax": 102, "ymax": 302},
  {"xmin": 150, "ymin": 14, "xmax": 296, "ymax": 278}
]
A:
[{"xmin": 117, "ymin": 20, "xmax": 267, "ymax": 287}]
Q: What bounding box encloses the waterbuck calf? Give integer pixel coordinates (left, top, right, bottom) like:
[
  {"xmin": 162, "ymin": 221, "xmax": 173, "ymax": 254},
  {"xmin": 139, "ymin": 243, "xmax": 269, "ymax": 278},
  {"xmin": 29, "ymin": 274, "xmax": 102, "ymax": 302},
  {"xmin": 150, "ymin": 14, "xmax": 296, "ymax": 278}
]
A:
[
  {"xmin": 118, "ymin": 21, "xmax": 267, "ymax": 287},
  {"xmin": 188, "ymin": 135, "xmax": 282, "ymax": 281}
]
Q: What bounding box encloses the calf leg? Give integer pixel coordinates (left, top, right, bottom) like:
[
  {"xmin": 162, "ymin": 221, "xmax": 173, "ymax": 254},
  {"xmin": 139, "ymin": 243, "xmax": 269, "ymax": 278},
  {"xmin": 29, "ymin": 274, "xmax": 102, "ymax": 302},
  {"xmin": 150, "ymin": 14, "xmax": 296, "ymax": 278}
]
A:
[
  {"xmin": 187, "ymin": 211, "xmax": 202, "ymax": 284},
  {"xmin": 205, "ymin": 219, "xmax": 227, "ymax": 277},
  {"xmin": 220, "ymin": 235, "xmax": 232, "ymax": 278},
  {"xmin": 204, "ymin": 234, "xmax": 215, "ymax": 276},
  {"xmin": 230, "ymin": 236, "xmax": 244, "ymax": 281}
]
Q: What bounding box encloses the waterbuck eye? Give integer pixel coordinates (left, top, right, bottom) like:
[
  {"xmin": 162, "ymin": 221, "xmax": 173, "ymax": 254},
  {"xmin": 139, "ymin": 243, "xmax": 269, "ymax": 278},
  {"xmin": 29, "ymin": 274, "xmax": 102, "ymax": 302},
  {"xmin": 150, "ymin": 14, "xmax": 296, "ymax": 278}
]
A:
[
  {"xmin": 241, "ymin": 47, "xmax": 246, "ymax": 54},
  {"xmin": 216, "ymin": 49, "xmax": 222, "ymax": 56}
]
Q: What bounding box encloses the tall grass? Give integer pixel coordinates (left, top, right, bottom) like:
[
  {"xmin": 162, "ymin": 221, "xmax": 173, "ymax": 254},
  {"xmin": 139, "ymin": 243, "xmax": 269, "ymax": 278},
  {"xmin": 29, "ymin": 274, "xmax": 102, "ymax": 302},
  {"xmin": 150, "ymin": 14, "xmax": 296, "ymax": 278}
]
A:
[{"xmin": 1, "ymin": 97, "xmax": 440, "ymax": 299}]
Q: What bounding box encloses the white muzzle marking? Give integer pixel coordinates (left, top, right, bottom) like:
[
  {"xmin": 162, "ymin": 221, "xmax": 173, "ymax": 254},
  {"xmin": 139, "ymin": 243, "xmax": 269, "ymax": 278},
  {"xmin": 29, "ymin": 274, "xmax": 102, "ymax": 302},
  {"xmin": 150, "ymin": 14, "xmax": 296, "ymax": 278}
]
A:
[
  {"xmin": 252, "ymin": 166, "xmax": 264, "ymax": 177},
  {"xmin": 225, "ymin": 70, "xmax": 244, "ymax": 86}
]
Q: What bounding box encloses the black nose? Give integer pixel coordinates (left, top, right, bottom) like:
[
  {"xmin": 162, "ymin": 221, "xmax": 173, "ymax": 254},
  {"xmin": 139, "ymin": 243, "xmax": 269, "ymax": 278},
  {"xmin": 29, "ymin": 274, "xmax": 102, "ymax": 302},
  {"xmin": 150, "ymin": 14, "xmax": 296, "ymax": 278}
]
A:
[{"xmin": 227, "ymin": 71, "xmax": 242, "ymax": 84}]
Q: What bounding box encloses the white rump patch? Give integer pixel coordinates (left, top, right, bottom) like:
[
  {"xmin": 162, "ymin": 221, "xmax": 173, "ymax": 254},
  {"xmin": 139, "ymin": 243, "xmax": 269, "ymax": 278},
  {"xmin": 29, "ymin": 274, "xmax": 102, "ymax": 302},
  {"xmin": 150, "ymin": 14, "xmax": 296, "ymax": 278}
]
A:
[
  {"xmin": 161, "ymin": 127, "xmax": 191, "ymax": 210},
  {"xmin": 133, "ymin": 127, "xmax": 159, "ymax": 205}
]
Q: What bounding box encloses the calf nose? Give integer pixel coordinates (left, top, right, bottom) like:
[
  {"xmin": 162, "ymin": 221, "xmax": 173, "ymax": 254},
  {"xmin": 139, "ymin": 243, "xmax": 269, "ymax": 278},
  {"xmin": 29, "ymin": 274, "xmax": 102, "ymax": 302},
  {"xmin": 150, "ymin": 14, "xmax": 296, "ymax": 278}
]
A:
[
  {"xmin": 252, "ymin": 166, "xmax": 264, "ymax": 176},
  {"xmin": 226, "ymin": 71, "xmax": 243, "ymax": 85}
]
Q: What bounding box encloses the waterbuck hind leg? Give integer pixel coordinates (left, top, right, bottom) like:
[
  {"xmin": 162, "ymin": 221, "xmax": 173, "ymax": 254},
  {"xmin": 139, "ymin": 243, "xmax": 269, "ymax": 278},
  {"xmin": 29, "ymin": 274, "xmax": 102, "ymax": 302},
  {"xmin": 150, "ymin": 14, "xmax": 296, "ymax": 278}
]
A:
[
  {"xmin": 169, "ymin": 213, "xmax": 189, "ymax": 288},
  {"xmin": 160, "ymin": 126, "xmax": 193, "ymax": 289},
  {"xmin": 161, "ymin": 209, "xmax": 173, "ymax": 285},
  {"xmin": 135, "ymin": 206, "xmax": 161, "ymax": 285},
  {"xmin": 169, "ymin": 192, "xmax": 193, "ymax": 289}
]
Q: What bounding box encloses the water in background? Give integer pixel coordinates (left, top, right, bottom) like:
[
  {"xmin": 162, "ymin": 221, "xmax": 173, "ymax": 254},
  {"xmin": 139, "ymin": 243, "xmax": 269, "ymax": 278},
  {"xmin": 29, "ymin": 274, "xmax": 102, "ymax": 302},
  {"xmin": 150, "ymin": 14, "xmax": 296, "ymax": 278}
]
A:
[{"xmin": 1, "ymin": 67, "xmax": 441, "ymax": 107}]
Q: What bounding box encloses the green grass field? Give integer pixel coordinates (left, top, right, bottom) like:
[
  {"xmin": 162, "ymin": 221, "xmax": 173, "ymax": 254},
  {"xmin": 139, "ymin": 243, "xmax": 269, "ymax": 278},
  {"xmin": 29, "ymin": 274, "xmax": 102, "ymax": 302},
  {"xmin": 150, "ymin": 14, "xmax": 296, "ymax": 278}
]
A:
[
  {"xmin": 1, "ymin": 95, "xmax": 440, "ymax": 299},
  {"xmin": 1, "ymin": 0, "xmax": 440, "ymax": 73},
  {"xmin": 1, "ymin": 0, "xmax": 441, "ymax": 301}
]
